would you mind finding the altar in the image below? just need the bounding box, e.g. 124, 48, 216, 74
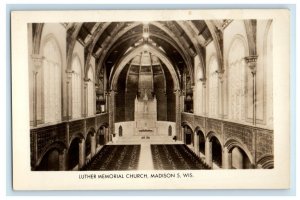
134, 93, 157, 135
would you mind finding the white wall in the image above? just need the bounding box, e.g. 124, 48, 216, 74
114, 122, 136, 138
156, 121, 176, 136
114, 121, 176, 138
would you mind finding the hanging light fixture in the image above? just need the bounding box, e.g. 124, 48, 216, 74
142, 23, 149, 39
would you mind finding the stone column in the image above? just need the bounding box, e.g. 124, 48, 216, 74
216, 70, 224, 119
31, 54, 43, 126
191, 85, 195, 113
205, 138, 212, 167
91, 134, 96, 157
108, 90, 116, 136
181, 126, 185, 142
200, 78, 207, 116
222, 147, 232, 169
78, 139, 85, 169
83, 79, 89, 117
58, 149, 67, 171
65, 69, 73, 120
104, 91, 109, 113
175, 89, 184, 142
245, 55, 258, 126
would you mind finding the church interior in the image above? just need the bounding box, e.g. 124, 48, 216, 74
28, 19, 274, 171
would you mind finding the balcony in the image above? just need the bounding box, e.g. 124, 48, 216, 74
30, 113, 109, 168
181, 112, 273, 164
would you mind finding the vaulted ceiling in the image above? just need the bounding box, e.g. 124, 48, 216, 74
64, 20, 231, 88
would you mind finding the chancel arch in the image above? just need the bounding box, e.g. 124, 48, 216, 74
110, 44, 180, 91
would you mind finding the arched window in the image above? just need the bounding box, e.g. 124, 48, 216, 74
119, 126, 123, 137
227, 37, 247, 122
87, 67, 95, 116
71, 56, 82, 119
208, 56, 218, 118
42, 38, 61, 123
168, 125, 172, 136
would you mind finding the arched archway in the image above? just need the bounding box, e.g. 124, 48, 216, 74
210, 136, 222, 167
230, 147, 252, 169
257, 155, 274, 169
224, 138, 254, 169
97, 125, 107, 146
68, 137, 81, 170
183, 125, 193, 146
85, 132, 93, 158
36, 148, 60, 171
197, 129, 205, 157
206, 131, 223, 168
35, 141, 66, 171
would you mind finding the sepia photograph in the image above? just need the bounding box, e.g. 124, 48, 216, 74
11, 9, 290, 190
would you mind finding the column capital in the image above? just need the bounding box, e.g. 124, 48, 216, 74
107, 89, 117, 95
65, 69, 74, 79
200, 78, 206, 83
200, 78, 207, 87
173, 89, 184, 96
216, 69, 225, 82
84, 77, 91, 82
244, 55, 258, 75
31, 54, 44, 71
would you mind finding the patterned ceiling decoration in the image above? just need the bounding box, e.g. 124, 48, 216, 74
64, 20, 229, 87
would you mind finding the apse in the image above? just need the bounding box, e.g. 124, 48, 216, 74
115, 49, 175, 122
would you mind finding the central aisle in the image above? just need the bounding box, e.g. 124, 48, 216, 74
114, 135, 183, 170
138, 144, 154, 170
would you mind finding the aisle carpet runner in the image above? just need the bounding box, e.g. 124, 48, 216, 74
81, 145, 140, 170
151, 144, 210, 170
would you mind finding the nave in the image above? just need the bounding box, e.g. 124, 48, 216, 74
28, 20, 274, 171
80, 137, 209, 171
